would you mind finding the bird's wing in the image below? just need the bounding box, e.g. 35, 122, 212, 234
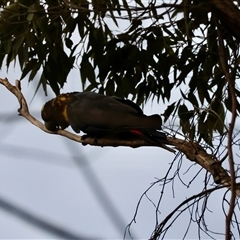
112, 96, 143, 114
67, 92, 161, 134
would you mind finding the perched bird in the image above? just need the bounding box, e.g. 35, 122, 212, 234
41, 92, 169, 147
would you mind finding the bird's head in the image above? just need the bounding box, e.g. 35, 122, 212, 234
41, 92, 76, 131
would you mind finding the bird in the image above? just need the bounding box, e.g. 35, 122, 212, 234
41, 92, 170, 148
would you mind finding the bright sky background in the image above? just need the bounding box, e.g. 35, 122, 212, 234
0, 62, 231, 239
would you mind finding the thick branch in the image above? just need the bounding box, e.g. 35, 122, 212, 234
167, 138, 231, 186
210, 0, 240, 41
1, 78, 239, 197
216, 21, 238, 240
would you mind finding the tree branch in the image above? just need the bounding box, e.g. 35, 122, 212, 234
0, 196, 87, 239
216, 21, 238, 240
1, 78, 239, 197
150, 185, 224, 240
210, 0, 240, 41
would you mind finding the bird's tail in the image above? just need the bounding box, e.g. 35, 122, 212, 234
130, 129, 174, 152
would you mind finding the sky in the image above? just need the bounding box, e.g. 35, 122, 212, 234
0, 65, 173, 239
0, 3, 238, 238
0, 62, 233, 240
0, 5, 186, 238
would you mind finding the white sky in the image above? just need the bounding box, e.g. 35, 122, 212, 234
0, 62, 232, 239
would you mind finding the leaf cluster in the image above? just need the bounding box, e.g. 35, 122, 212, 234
1, 0, 240, 145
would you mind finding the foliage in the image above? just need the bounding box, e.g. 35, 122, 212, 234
0, 0, 239, 144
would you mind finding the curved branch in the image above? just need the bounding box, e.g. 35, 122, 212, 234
1, 77, 240, 197
210, 0, 240, 41
216, 20, 238, 239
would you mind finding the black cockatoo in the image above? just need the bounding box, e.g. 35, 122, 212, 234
41, 92, 169, 147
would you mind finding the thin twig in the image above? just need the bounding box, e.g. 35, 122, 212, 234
150, 186, 224, 240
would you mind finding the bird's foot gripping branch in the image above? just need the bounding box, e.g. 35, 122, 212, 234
1, 77, 240, 196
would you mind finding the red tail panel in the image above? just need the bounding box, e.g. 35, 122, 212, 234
130, 129, 144, 136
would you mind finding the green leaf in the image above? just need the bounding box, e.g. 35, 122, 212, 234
80, 55, 96, 88
197, 81, 211, 104
12, 35, 25, 57
136, 81, 146, 105
163, 102, 176, 122
122, 0, 132, 20
208, 98, 225, 134
177, 63, 193, 85
85, 83, 98, 92
30, 71, 47, 103
178, 104, 194, 135
3, 40, 12, 54
180, 46, 192, 67
29, 61, 41, 81
134, 0, 144, 7
27, 12, 34, 21
21, 59, 38, 80
188, 91, 199, 108
178, 104, 189, 120
18, 45, 28, 69
65, 38, 73, 49
105, 80, 115, 96
189, 125, 195, 141
1, 2, 19, 18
